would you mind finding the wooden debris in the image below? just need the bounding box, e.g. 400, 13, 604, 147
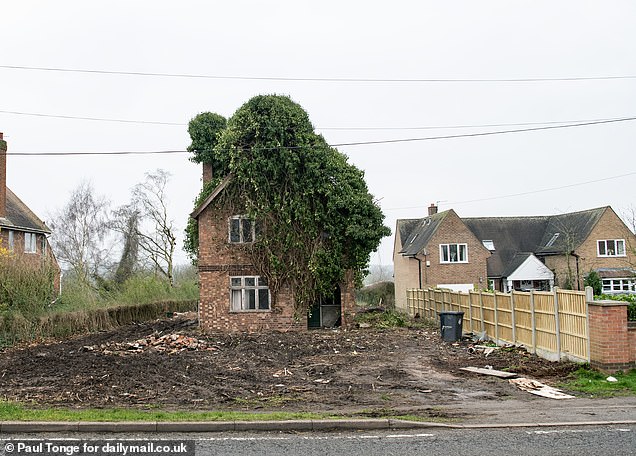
82, 333, 216, 355
509, 378, 575, 399
460, 367, 518, 379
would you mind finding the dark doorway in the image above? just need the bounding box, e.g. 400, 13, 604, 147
307, 286, 342, 329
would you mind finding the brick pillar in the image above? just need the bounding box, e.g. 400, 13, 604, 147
340, 270, 357, 328
588, 300, 633, 372
0, 132, 6, 218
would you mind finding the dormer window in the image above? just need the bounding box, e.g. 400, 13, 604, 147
482, 240, 495, 251
597, 239, 625, 257
229, 215, 255, 243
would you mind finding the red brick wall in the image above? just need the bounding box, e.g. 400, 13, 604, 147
422, 210, 490, 288
588, 301, 635, 372
197, 195, 355, 332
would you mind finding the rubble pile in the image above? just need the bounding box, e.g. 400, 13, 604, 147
82, 333, 217, 355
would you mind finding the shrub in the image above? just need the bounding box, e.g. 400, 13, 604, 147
584, 271, 602, 296
356, 281, 395, 308
0, 256, 57, 316
597, 294, 636, 321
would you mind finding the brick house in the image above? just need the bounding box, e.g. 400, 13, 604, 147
0, 132, 61, 292
191, 165, 356, 332
394, 204, 636, 310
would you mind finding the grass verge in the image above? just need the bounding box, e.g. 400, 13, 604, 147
0, 402, 451, 423
560, 367, 636, 397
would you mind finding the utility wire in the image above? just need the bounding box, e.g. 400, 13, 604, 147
7, 116, 636, 156
1, 108, 632, 131
386, 171, 636, 211
2, 64, 636, 83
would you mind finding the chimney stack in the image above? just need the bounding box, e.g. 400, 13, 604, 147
0, 132, 6, 218
428, 203, 438, 216
202, 162, 213, 186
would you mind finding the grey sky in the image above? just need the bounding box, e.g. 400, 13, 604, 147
2, 1, 635, 266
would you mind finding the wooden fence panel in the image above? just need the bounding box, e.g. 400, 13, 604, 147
556, 289, 588, 362
405, 287, 589, 363
512, 291, 533, 348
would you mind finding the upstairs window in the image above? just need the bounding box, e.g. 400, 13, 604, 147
24, 232, 37, 253
229, 215, 255, 243
440, 243, 468, 263
597, 239, 625, 257
230, 276, 270, 311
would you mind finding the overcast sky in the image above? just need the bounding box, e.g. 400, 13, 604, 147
2, 1, 635, 267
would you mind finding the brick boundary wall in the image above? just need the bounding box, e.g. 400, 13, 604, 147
588, 300, 636, 372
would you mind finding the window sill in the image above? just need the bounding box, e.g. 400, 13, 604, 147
440, 261, 469, 264
597, 254, 627, 258
229, 309, 272, 313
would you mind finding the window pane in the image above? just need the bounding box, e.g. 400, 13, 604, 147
242, 219, 253, 242
230, 218, 240, 242
617, 240, 625, 255
231, 277, 242, 287
231, 289, 242, 311
459, 244, 467, 261
258, 290, 270, 309
245, 277, 256, 287
245, 289, 256, 309
598, 241, 606, 255
449, 244, 458, 261
607, 240, 615, 255
441, 245, 449, 262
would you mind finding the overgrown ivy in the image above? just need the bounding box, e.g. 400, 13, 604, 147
185, 95, 391, 312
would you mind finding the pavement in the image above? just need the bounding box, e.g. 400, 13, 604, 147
1, 397, 635, 433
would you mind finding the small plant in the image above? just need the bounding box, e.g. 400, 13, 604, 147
355, 309, 407, 328
561, 367, 636, 396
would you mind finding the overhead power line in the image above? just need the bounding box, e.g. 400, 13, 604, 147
1, 109, 632, 131
7, 116, 636, 156
1, 64, 636, 83
386, 171, 636, 211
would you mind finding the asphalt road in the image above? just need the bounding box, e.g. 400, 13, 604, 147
2, 426, 635, 456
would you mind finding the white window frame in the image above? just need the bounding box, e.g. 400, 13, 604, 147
228, 215, 256, 244
230, 276, 270, 311
597, 239, 626, 257
8, 230, 14, 251
440, 243, 468, 263
601, 278, 635, 294
24, 232, 37, 254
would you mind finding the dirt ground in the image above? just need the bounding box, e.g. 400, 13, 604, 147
0, 313, 580, 419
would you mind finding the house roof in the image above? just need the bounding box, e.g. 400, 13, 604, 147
463, 216, 547, 277
190, 174, 233, 219
397, 206, 612, 279
398, 210, 449, 256
534, 206, 606, 255
0, 188, 51, 234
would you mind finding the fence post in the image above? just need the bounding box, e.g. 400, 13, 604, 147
530, 290, 537, 354
479, 290, 485, 334
467, 291, 474, 333
493, 291, 500, 344
510, 291, 517, 345
585, 286, 592, 363
553, 287, 562, 361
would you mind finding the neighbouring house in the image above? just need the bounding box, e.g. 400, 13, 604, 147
191, 164, 356, 332
0, 132, 61, 293
394, 203, 636, 310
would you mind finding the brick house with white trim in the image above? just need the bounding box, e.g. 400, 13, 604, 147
394, 204, 636, 310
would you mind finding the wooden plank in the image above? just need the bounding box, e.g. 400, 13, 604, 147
459, 367, 518, 379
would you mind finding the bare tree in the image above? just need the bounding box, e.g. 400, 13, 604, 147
111, 208, 140, 285
620, 205, 636, 234
48, 182, 112, 287
129, 170, 177, 286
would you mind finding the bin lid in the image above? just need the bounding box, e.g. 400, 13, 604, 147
437, 311, 464, 315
